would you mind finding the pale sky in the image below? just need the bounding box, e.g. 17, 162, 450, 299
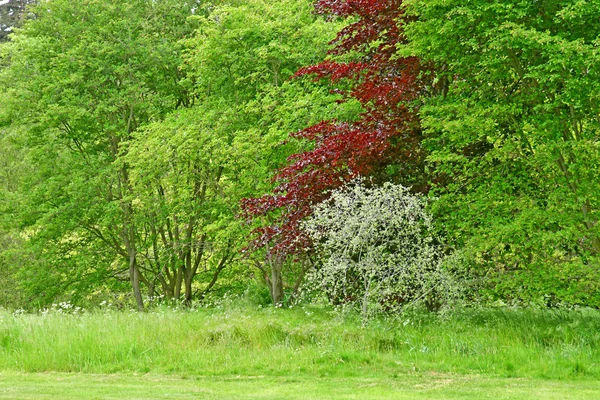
0, 0, 10, 6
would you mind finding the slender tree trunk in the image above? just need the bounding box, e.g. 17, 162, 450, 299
121, 192, 143, 311
198, 252, 230, 302
129, 250, 144, 311
184, 271, 193, 306
288, 258, 313, 304
270, 258, 284, 306
174, 265, 183, 300
263, 242, 285, 305
112, 130, 144, 310
157, 273, 173, 299
139, 272, 155, 299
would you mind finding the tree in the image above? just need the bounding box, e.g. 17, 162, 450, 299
0, 0, 349, 308
241, 0, 427, 260
0, 0, 199, 309
0, 123, 30, 308
303, 180, 449, 317
131, 0, 349, 305
404, 0, 600, 305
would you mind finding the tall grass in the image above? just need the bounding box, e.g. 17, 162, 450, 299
0, 305, 599, 379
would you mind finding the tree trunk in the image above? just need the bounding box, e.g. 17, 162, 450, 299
184, 272, 193, 306
198, 253, 230, 302
174, 264, 183, 300
129, 252, 144, 311
114, 132, 144, 311
270, 258, 284, 306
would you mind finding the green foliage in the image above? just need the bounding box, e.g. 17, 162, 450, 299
0, 0, 351, 307
0, 0, 200, 307
404, 0, 600, 305
147, 0, 356, 304
2, 0, 600, 310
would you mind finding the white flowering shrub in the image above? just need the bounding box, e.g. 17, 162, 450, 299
303, 180, 452, 317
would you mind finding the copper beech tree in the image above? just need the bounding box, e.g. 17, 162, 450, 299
241, 0, 428, 303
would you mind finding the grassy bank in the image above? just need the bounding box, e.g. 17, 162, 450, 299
0, 305, 599, 380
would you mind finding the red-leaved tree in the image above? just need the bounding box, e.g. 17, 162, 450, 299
241, 0, 426, 258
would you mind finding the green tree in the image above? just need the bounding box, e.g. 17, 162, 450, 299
126, 0, 354, 305
0, 124, 29, 308
0, 0, 199, 309
0, 0, 353, 308
404, 0, 600, 305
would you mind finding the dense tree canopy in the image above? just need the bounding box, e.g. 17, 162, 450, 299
0, 0, 598, 310
0, 0, 202, 308
405, 0, 600, 305
0, 0, 347, 308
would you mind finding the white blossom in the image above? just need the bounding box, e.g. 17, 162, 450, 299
303, 179, 453, 318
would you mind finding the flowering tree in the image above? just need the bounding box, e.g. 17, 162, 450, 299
302, 180, 448, 316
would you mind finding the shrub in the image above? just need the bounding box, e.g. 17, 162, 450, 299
302, 180, 453, 317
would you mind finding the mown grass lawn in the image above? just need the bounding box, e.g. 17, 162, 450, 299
2, 372, 600, 399
1, 305, 599, 398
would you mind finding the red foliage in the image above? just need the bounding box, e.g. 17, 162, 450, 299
241, 0, 426, 255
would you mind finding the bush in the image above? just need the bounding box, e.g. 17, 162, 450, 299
302, 180, 454, 317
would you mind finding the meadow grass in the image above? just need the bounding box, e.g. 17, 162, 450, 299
0, 304, 599, 381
